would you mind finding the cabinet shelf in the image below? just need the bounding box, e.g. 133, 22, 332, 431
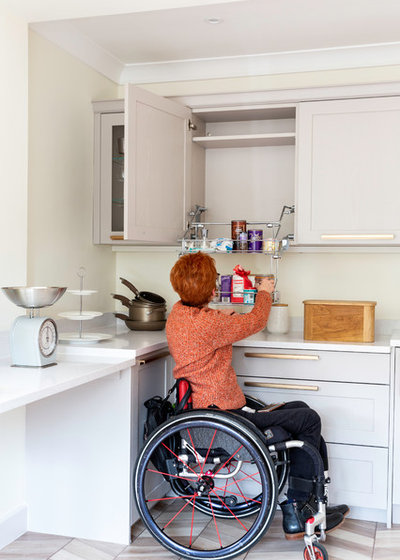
193, 132, 295, 149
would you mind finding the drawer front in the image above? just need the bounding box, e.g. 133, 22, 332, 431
327, 443, 388, 510
238, 376, 389, 446
233, 347, 390, 384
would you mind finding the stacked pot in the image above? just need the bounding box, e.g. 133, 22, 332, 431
113, 277, 166, 330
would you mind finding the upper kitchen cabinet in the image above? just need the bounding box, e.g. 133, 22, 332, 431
296, 96, 400, 245
93, 86, 197, 245
93, 86, 296, 245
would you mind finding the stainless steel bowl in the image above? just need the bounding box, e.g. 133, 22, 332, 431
1, 286, 67, 308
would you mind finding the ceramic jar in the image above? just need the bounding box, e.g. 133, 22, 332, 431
266, 303, 289, 334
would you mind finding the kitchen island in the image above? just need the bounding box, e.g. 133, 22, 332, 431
0, 323, 397, 549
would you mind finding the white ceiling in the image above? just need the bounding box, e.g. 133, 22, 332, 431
7, 0, 400, 84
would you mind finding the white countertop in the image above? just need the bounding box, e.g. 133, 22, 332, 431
235, 330, 392, 353
0, 352, 135, 414
0, 319, 396, 416
0, 323, 169, 415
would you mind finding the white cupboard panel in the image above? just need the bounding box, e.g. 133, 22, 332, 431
296, 96, 400, 245
26, 370, 133, 544
327, 443, 388, 510
238, 376, 389, 446
124, 85, 191, 244
233, 347, 390, 384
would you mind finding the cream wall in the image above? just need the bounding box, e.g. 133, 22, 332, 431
28, 31, 118, 315
116, 66, 400, 323
0, 5, 27, 541
115, 249, 400, 322
0, 8, 28, 327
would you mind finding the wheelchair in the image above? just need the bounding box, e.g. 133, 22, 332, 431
133, 380, 330, 560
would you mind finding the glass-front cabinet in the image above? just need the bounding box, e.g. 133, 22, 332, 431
111, 122, 125, 235
93, 100, 125, 244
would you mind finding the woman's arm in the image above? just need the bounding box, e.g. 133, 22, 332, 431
211, 290, 273, 348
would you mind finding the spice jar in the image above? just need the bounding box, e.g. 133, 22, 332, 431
266, 304, 289, 334
231, 220, 246, 251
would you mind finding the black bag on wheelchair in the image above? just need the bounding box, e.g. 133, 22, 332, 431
143, 379, 193, 441
143, 395, 174, 440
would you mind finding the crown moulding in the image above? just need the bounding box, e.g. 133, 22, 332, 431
30, 20, 400, 86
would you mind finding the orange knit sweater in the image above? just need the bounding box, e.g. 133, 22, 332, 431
166, 291, 272, 410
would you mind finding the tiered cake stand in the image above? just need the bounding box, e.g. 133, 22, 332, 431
58, 268, 112, 344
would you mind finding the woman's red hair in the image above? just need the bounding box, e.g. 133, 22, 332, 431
170, 252, 217, 306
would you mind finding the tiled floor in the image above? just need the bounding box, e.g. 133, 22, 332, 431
1, 513, 400, 560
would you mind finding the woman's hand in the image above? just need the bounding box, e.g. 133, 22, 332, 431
220, 307, 236, 316
258, 276, 275, 294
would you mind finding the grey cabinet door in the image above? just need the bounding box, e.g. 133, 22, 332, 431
125, 85, 191, 243
296, 96, 400, 245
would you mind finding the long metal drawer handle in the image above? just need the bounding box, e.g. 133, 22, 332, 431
244, 352, 319, 361
139, 351, 170, 366
321, 234, 394, 240
245, 381, 319, 391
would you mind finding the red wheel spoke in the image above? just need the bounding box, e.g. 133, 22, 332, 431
213, 445, 244, 476
240, 467, 262, 485
217, 476, 261, 490
202, 429, 217, 471
186, 428, 203, 474
163, 494, 197, 530
210, 489, 248, 531
208, 495, 222, 548
220, 471, 261, 489
232, 476, 249, 504
189, 494, 196, 547
161, 441, 199, 477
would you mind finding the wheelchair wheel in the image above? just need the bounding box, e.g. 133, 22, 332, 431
134, 410, 278, 560
303, 542, 329, 560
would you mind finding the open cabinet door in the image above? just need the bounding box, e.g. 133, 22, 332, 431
124, 85, 191, 243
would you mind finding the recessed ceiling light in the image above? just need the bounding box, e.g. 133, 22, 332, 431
205, 17, 223, 24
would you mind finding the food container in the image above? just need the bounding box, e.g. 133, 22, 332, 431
231, 220, 246, 251
303, 299, 377, 342
263, 238, 278, 253
231, 274, 244, 303
248, 230, 263, 252
267, 303, 289, 334
243, 288, 257, 305
220, 275, 232, 303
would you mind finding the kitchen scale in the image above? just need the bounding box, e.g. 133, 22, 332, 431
1, 286, 67, 367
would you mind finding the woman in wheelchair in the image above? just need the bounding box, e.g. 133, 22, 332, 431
165, 252, 349, 540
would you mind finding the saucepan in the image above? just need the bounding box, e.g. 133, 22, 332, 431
119, 277, 165, 306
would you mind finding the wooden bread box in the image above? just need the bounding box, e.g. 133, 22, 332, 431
303, 300, 377, 343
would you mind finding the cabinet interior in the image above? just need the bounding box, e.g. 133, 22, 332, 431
192, 105, 296, 241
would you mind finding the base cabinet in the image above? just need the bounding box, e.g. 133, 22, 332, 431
392, 348, 400, 522
24, 350, 172, 546
233, 345, 392, 523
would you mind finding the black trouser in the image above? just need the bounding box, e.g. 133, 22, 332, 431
230, 401, 328, 501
